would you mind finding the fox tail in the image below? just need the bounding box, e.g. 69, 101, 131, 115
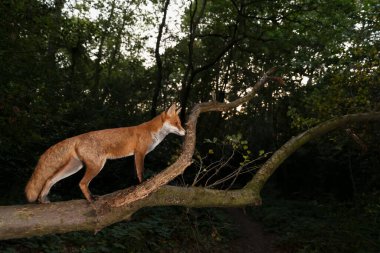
25, 162, 47, 202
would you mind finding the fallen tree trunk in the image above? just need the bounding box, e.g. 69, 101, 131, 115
1, 67, 379, 239
0, 186, 260, 240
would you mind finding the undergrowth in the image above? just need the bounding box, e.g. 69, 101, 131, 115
248, 193, 380, 253
0, 207, 236, 253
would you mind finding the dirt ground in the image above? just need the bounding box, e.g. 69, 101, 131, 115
225, 208, 281, 253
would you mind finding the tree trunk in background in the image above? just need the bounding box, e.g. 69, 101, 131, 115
179, 0, 241, 121
102, 8, 128, 102
179, 0, 206, 121
93, 0, 116, 101
46, 0, 65, 66
45, 0, 65, 108
151, 0, 170, 118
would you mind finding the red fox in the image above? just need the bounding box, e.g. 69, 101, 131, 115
25, 104, 185, 203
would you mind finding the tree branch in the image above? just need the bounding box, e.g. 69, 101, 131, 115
245, 112, 380, 192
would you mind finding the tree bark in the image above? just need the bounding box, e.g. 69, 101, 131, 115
1, 67, 379, 240
0, 186, 259, 240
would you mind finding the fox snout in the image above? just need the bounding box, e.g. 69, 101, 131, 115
178, 128, 186, 136
164, 104, 186, 136
164, 122, 186, 136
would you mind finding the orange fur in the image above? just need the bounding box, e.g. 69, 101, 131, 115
25, 104, 185, 203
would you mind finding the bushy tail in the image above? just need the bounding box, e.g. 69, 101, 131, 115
25, 162, 49, 202
25, 138, 77, 202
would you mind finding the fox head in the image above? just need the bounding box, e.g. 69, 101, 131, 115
162, 104, 186, 136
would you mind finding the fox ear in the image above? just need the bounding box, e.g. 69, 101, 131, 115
176, 107, 181, 115
166, 104, 176, 116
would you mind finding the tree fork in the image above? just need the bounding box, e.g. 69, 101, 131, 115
0, 68, 275, 240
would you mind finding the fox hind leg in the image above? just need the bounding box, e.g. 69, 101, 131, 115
38, 157, 83, 203
79, 159, 106, 203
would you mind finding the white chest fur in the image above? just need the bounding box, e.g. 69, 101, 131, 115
147, 122, 172, 154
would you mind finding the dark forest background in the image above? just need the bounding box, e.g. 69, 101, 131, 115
0, 0, 379, 252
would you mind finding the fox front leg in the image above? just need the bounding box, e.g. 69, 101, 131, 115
134, 152, 145, 183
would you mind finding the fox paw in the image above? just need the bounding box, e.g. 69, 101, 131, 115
92, 194, 99, 201
87, 194, 99, 203
38, 196, 50, 204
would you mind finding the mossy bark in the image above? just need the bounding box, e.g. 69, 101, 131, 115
0, 186, 260, 240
